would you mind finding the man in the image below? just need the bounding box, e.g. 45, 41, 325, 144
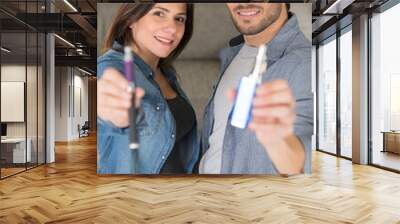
199, 3, 313, 175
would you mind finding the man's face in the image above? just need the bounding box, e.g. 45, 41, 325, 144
227, 3, 282, 35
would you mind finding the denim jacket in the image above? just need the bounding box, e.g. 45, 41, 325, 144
97, 42, 199, 174
201, 15, 314, 174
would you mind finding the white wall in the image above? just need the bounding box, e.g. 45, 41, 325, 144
1, 64, 46, 164
54, 67, 89, 141
1, 65, 26, 140
71, 72, 89, 138
1, 66, 26, 128
55, 66, 68, 141
290, 3, 312, 41
1, 65, 36, 138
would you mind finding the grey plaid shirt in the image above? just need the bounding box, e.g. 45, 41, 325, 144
200, 14, 313, 174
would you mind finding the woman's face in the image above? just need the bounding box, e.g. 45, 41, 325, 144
130, 3, 187, 60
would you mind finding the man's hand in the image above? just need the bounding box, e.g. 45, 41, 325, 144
251, 80, 295, 146
228, 80, 294, 145
97, 68, 145, 128
228, 79, 304, 175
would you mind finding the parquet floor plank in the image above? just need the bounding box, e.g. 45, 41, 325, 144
0, 134, 399, 223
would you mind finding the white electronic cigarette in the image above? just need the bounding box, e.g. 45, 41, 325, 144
230, 45, 267, 129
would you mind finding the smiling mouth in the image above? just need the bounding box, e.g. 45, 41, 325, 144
154, 35, 174, 46
236, 8, 261, 17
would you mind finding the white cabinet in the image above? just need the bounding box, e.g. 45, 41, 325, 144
1, 138, 32, 163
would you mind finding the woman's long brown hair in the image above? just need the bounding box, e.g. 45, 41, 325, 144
102, 3, 194, 68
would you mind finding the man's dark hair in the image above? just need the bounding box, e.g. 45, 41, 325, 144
286, 3, 290, 12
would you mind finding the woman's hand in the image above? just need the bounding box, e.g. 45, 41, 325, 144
97, 68, 145, 128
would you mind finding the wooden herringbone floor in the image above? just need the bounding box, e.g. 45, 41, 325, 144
0, 134, 400, 224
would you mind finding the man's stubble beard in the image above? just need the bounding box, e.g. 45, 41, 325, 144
231, 5, 282, 36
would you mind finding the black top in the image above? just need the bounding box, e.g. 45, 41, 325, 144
160, 95, 196, 174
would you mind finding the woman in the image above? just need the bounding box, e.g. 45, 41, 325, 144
97, 3, 198, 174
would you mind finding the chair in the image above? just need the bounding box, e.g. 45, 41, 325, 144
79, 121, 90, 138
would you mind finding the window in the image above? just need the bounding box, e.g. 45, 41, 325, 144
371, 2, 400, 171
318, 37, 337, 155
339, 28, 352, 158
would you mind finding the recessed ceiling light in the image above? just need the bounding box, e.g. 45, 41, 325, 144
54, 34, 75, 48
322, 0, 354, 15
1, 47, 11, 53
63, 0, 78, 12
78, 67, 92, 76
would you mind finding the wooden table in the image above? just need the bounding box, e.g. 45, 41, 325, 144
381, 131, 400, 154
0, 138, 31, 165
